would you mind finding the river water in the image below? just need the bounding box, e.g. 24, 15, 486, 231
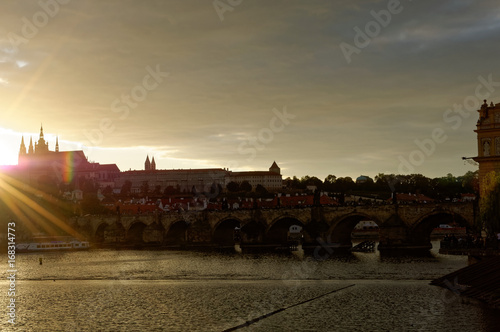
1, 241, 499, 331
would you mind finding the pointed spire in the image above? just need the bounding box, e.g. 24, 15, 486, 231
145, 155, 151, 171
28, 136, 34, 154
35, 124, 49, 154
19, 136, 26, 155
55, 136, 59, 152
151, 156, 156, 171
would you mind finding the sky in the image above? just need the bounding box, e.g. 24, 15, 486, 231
0, 0, 498, 180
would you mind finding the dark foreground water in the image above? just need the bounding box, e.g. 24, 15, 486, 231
1, 241, 499, 331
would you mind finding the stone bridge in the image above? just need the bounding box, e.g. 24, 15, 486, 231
71, 202, 476, 252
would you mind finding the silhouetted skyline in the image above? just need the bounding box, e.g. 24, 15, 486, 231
1, 1, 497, 179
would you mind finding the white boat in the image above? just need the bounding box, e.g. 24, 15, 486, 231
351, 221, 379, 239
431, 224, 466, 238
16, 237, 90, 252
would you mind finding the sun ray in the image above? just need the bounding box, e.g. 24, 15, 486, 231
0, 172, 85, 240
0, 188, 41, 235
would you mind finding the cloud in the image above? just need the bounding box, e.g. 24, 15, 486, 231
0, 0, 496, 179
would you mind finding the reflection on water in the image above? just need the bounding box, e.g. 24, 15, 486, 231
1, 241, 498, 331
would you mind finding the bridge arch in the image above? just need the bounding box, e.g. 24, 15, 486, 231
165, 220, 189, 245
266, 216, 308, 244
240, 220, 266, 244
94, 221, 125, 244
213, 217, 243, 245
126, 221, 147, 244
95, 222, 109, 243
410, 211, 470, 248
328, 213, 382, 247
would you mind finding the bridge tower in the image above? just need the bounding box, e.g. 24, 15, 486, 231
473, 100, 500, 193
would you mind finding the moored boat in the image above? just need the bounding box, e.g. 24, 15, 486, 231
431, 224, 466, 238
16, 237, 90, 252
351, 221, 379, 239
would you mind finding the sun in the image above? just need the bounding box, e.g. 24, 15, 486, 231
0, 127, 22, 166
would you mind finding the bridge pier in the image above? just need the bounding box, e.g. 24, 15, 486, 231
377, 214, 432, 254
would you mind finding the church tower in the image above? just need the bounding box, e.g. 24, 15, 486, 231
145, 155, 151, 171
269, 161, 281, 174
473, 100, 500, 193
19, 136, 26, 156
151, 157, 156, 171
55, 136, 59, 152
18, 136, 27, 164
35, 125, 49, 154
28, 136, 34, 154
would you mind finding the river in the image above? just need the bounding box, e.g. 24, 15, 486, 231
1, 241, 499, 331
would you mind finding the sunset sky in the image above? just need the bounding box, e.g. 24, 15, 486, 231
1, 0, 498, 180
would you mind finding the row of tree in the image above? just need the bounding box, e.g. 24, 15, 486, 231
110, 171, 479, 201
283, 171, 478, 200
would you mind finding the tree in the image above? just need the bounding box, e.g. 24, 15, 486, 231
121, 180, 132, 196
140, 181, 149, 196
255, 184, 269, 196
479, 172, 500, 235
79, 177, 97, 194
460, 170, 479, 194
407, 174, 432, 196
163, 185, 178, 196
332, 177, 355, 193
324, 174, 337, 184
226, 181, 240, 193
323, 174, 337, 191
301, 176, 323, 189
240, 181, 252, 192
153, 185, 162, 196
283, 176, 304, 190
433, 173, 461, 199
355, 176, 375, 191
209, 182, 221, 197
375, 173, 399, 193
81, 193, 107, 215
102, 185, 113, 196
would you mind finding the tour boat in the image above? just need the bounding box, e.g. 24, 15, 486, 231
431, 224, 466, 237
351, 221, 379, 239
16, 237, 90, 252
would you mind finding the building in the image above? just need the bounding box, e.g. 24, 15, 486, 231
473, 100, 500, 192
115, 166, 228, 194
15, 126, 120, 189
225, 161, 283, 192
115, 159, 283, 194
12, 126, 282, 195
356, 175, 370, 184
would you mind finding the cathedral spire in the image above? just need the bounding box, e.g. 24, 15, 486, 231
145, 155, 151, 171
28, 136, 34, 154
19, 136, 26, 155
35, 124, 49, 154
151, 156, 156, 171
55, 136, 59, 152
